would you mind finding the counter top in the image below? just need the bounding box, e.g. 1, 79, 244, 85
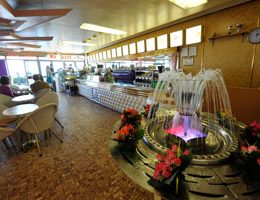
77, 79, 154, 97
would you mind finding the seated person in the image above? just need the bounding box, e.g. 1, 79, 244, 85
0, 76, 16, 97
30, 74, 50, 94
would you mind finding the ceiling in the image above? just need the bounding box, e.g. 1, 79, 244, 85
0, 0, 252, 55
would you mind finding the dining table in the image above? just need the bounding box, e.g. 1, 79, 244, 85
2, 103, 39, 150
3, 103, 39, 117
12, 94, 35, 104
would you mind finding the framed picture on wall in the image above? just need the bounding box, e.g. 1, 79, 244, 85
189, 46, 197, 56
181, 47, 188, 57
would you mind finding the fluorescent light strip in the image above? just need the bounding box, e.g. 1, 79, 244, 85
80, 23, 126, 35
63, 41, 96, 46
169, 0, 207, 9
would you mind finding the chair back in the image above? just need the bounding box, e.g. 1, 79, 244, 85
33, 88, 52, 101
0, 104, 7, 119
0, 94, 15, 107
18, 103, 57, 133
36, 92, 59, 106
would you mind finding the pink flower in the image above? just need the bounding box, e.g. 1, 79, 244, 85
240, 146, 248, 152
183, 150, 190, 156
248, 145, 257, 153
257, 158, 260, 166
171, 145, 178, 152
156, 154, 164, 161
172, 158, 181, 167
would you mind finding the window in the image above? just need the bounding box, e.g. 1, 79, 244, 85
39, 61, 51, 79
6, 59, 27, 86
52, 61, 64, 72
24, 60, 39, 77
76, 62, 85, 70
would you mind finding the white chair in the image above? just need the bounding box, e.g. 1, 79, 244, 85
20, 103, 63, 155
36, 92, 64, 132
0, 104, 17, 127
0, 126, 16, 150
33, 88, 52, 102
0, 94, 15, 107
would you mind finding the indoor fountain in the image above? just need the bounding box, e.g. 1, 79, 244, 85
110, 69, 260, 199
144, 69, 238, 165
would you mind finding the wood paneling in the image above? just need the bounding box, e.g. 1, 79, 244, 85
89, 0, 260, 88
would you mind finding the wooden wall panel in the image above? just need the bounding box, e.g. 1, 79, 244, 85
251, 44, 260, 88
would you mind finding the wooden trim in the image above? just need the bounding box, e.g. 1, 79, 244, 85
14, 8, 72, 17
7, 42, 41, 48
0, 0, 15, 16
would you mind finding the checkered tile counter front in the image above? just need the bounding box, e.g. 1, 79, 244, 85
78, 83, 147, 113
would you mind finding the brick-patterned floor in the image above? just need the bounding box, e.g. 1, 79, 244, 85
0, 94, 153, 200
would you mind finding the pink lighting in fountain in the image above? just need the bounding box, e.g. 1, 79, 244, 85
165, 126, 207, 143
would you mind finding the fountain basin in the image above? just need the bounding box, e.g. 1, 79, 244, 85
143, 110, 238, 165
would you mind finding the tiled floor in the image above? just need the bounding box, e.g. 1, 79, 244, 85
0, 94, 153, 200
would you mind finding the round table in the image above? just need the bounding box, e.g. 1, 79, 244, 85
3, 104, 39, 117
12, 94, 35, 104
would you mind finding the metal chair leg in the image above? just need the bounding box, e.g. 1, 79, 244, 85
49, 129, 63, 143
55, 118, 64, 132
8, 136, 17, 151
2, 139, 9, 149
34, 133, 42, 156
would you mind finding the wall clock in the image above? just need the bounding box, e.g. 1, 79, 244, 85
247, 27, 260, 44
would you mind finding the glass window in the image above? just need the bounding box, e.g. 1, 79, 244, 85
52, 61, 64, 72
39, 61, 51, 77
6, 59, 28, 86
76, 62, 85, 70
65, 61, 75, 70
24, 60, 39, 85
24, 60, 39, 77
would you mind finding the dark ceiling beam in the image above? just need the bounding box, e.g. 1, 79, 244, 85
7, 42, 41, 48
0, 0, 15, 15
0, 36, 53, 41
14, 8, 72, 17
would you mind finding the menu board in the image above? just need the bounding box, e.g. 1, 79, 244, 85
102, 51, 107, 60
137, 40, 145, 53
111, 48, 116, 58
157, 34, 168, 49
170, 30, 183, 47
129, 43, 136, 54
186, 25, 202, 45
117, 47, 122, 57
99, 52, 103, 60
123, 45, 129, 56
146, 37, 155, 51
106, 50, 111, 59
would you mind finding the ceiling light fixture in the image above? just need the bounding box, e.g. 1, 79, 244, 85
63, 41, 96, 46
80, 23, 127, 35
169, 0, 208, 9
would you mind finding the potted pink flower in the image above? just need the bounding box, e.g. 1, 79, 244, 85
148, 144, 192, 193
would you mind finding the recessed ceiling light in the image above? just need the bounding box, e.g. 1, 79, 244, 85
80, 23, 127, 35
63, 41, 96, 46
169, 0, 208, 9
